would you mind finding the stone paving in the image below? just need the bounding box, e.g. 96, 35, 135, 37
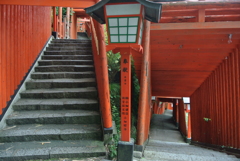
134, 110, 240, 161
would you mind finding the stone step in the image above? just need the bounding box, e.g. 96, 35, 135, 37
6, 110, 101, 125
38, 60, 93, 66
13, 98, 98, 111
44, 50, 92, 55
42, 55, 93, 60
143, 150, 239, 161
0, 140, 105, 161
52, 39, 90, 43
48, 43, 91, 47
0, 124, 102, 142
145, 145, 231, 157
31, 71, 95, 79
26, 78, 96, 89
46, 46, 91, 51
20, 87, 97, 99
35, 65, 94, 72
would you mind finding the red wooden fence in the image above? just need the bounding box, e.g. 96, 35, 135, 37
0, 5, 51, 115
191, 47, 240, 149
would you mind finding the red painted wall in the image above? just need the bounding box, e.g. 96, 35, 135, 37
0, 5, 51, 115
191, 48, 240, 149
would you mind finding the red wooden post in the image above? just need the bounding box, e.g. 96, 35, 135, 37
187, 112, 191, 139
92, 19, 112, 129
176, 100, 179, 126
59, 7, 62, 38
53, 7, 57, 32
120, 50, 131, 142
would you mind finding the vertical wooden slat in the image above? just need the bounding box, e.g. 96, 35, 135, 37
226, 58, 231, 147
6, 5, 10, 98
237, 47, 240, 149
220, 61, 225, 146
0, 5, 2, 113
228, 53, 233, 147
10, 5, 14, 94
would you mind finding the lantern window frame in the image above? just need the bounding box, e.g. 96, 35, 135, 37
104, 2, 144, 45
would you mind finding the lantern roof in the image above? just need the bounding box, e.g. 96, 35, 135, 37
85, 0, 168, 24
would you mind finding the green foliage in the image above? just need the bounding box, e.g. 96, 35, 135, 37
109, 83, 121, 159
203, 117, 211, 122
131, 59, 140, 140
107, 52, 121, 83
110, 83, 121, 130
56, 7, 75, 17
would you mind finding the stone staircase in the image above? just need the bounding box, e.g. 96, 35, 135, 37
0, 39, 106, 160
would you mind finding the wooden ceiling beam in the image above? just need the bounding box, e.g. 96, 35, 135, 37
161, 8, 240, 17
161, 1, 240, 10
206, 15, 240, 22
152, 91, 193, 97
151, 67, 217, 71
161, 9, 198, 17
150, 34, 240, 43
205, 8, 240, 15
160, 16, 240, 23
151, 43, 237, 49
151, 21, 240, 30
160, 17, 197, 23
0, 0, 95, 8
151, 37, 240, 44
150, 28, 240, 36
151, 48, 232, 54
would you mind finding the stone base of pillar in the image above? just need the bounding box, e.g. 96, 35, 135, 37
117, 138, 134, 161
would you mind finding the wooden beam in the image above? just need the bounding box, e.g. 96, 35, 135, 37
151, 48, 232, 54
0, 0, 95, 8
161, 8, 240, 17
160, 15, 240, 23
161, 9, 198, 17
151, 43, 237, 49
151, 39, 240, 46
205, 8, 240, 15
150, 28, 240, 36
151, 21, 240, 30
161, 1, 240, 10
150, 34, 240, 42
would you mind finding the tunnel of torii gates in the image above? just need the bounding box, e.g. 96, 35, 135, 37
0, 0, 240, 155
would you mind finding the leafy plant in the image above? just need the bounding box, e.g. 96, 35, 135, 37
203, 117, 211, 122
56, 7, 75, 17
